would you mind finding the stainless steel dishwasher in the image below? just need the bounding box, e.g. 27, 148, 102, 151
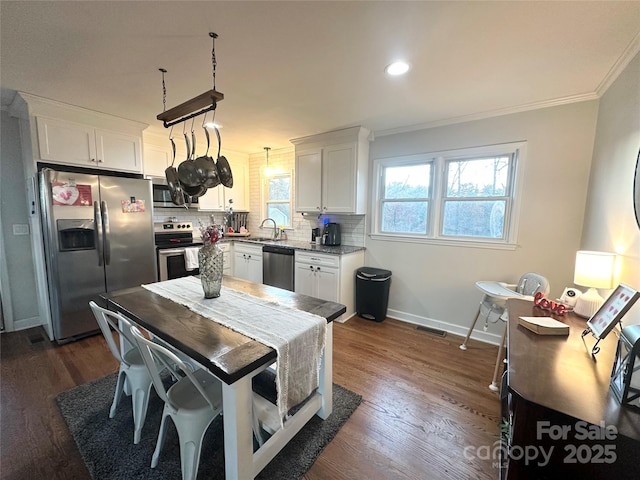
262, 245, 295, 291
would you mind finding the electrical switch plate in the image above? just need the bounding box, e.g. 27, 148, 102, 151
13, 224, 30, 235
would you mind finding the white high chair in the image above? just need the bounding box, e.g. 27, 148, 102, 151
459, 272, 550, 391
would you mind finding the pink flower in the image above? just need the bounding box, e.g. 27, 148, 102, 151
201, 225, 222, 246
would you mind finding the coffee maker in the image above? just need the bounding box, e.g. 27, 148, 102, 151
323, 222, 341, 246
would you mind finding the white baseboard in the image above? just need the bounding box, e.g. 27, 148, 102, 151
386, 308, 502, 346
12, 316, 44, 332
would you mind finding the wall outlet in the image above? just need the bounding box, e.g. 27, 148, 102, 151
12, 224, 30, 236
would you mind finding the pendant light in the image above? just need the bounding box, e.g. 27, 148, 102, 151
264, 147, 275, 177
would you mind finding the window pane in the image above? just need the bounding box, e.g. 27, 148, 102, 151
384, 164, 430, 199
381, 201, 428, 233
442, 200, 506, 238
267, 203, 290, 226
268, 177, 290, 201
446, 157, 509, 197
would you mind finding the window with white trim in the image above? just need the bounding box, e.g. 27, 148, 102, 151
373, 142, 524, 246
263, 173, 292, 228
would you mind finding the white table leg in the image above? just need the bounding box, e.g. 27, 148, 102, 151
317, 322, 333, 419
222, 375, 254, 480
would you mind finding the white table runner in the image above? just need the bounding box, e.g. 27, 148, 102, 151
142, 276, 327, 426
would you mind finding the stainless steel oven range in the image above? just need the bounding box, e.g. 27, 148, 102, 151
154, 222, 202, 281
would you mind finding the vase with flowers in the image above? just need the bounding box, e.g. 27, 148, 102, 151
198, 222, 223, 298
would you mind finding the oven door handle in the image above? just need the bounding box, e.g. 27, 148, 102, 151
158, 248, 187, 256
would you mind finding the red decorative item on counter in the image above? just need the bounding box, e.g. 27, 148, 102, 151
200, 224, 222, 246
534, 291, 569, 316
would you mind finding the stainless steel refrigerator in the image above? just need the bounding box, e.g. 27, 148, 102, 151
39, 167, 157, 343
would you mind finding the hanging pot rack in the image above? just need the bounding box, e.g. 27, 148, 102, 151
157, 89, 223, 128
157, 32, 224, 129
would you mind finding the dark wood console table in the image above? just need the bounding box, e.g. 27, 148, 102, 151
502, 299, 640, 479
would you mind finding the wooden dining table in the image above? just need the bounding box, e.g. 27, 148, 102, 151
104, 275, 346, 480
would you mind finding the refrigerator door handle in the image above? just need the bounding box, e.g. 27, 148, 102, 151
94, 201, 104, 266
102, 201, 111, 266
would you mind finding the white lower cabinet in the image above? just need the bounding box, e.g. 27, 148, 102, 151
294, 250, 365, 322
219, 242, 233, 276
233, 243, 262, 283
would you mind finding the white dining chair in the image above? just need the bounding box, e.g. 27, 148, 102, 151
130, 324, 223, 480
89, 301, 154, 444
459, 272, 550, 391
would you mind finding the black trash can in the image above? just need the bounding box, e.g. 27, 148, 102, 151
355, 267, 392, 322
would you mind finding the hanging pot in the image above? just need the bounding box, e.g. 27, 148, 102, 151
194, 125, 221, 188
177, 132, 201, 187
164, 137, 185, 206
182, 182, 207, 198
214, 126, 233, 188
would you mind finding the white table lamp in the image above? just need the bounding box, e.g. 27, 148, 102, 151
573, 250, 617, 318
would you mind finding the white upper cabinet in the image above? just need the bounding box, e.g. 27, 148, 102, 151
198, 155, 249, 212
292, 126, 370, 214
36, 116, 143, 173
142, 140, 172, 178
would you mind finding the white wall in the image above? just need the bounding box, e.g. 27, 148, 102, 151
581, 52, 640, 324
366, 101, 599, 342
0, 111, 39, 330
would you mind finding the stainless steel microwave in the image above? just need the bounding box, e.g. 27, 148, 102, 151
150, 177, 198, 208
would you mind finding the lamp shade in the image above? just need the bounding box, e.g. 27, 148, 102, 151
573, 251, 617, 289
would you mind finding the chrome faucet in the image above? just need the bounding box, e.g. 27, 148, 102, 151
259, 218, 278, 240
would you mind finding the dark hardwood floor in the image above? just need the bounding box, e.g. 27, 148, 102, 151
1, 317, 501, 480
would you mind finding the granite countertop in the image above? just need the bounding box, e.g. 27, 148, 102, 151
193, 234, 364, 255
232, 237, 365, 255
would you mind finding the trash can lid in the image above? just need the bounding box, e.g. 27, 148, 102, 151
356, 267, 392, 279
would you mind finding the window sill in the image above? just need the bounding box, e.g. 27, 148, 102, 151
368, 233, 518, 251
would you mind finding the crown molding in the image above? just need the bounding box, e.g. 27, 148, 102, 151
596, 31, 640, 97
374, 92, 599, 138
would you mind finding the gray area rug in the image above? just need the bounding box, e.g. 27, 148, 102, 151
56, 372, 361, 479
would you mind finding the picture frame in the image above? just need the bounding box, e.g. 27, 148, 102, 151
582, 283, 640, 356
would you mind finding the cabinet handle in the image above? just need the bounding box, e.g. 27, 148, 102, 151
316, 206, 321, 210
316, 267, 321, 271
97, 158, 103, 163
309, 265, 314, 270
91, 158, 97, 163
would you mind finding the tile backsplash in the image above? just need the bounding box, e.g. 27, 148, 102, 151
153, 208, 366, 247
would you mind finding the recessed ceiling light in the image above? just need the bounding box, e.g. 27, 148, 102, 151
385, 61, 410, 76
204, 122, 221, 129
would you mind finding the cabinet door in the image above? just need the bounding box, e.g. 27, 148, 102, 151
316, 267, 339, 302
36, 117, 96, 165
233, 252, 249, 279
95, 129, 143, 173
295, 263, 316, 296
246, 255, 263, 284
143, 143, 171, 177
219, 243, 232, 275
322, 143, 357, 213
295, 149, 322, 212
198, 186, 225, 211
225, 163, 248, 211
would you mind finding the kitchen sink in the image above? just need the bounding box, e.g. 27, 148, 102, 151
246, 237, 279, 242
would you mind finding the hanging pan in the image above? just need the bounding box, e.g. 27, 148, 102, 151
194, 123, 221, 188
214, 126, 233, 188
177, 130, 201, 187
164, 136, 185, 206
